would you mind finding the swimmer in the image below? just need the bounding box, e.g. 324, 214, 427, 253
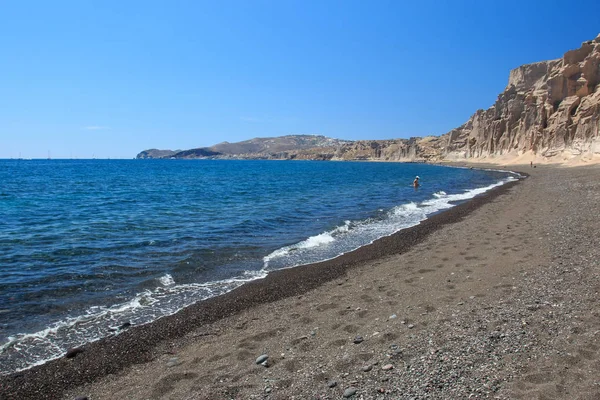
413, 176, 420, 188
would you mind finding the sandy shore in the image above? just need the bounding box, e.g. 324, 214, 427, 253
2, 164, 600, 400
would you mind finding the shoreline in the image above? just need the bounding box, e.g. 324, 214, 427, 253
0, 166, 525, 399
0, 163, 515, 375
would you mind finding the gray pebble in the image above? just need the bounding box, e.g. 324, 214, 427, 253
382, 364, 394, 370
255, 354, 269, 364
65, 347, 84, 359
362, 364, 372, 372
327, 380, 337, 388
343, 387, 358, 398
353, 335, 364, 344
166, 357, 181, 367
118, 322, 132, 330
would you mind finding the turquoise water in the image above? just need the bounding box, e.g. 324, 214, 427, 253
0, 159, 516, 373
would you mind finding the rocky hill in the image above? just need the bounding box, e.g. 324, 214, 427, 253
137, 34, 600, 164
136, 135, 443, 161
210, 135, 350, 155
444, 34, 600, 162
136, 149, 180, 159
332, 136, 444, 161
136, 135, 349, 160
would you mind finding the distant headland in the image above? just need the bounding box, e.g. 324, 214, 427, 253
138, 34, 600, 165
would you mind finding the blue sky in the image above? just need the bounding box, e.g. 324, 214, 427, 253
1, 0, 599, 159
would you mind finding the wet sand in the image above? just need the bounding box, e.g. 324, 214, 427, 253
3, 164, 600, 400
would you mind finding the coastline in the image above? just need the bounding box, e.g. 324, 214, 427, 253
0, 165, 524, 400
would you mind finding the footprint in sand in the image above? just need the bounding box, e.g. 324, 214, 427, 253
522, 372, 553, 384
236, 349, 253, 361
327, 338, 347, 348
360, 294, 375, 303
152, 372, 198, 398
207, 352, 231, 362
316, 303, 338, 312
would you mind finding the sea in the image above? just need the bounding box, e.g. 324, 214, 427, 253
0, 159, 517, 374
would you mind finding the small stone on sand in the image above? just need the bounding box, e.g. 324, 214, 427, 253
166, 357, 181, 367
65, 347, 84, 359
255, 354, 268, 364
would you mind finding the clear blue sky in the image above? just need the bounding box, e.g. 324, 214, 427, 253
1, 0, 599, 159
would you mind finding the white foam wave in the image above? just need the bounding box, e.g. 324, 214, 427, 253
0, 268, 268, 375
158, 274, 175, 286
263, 221, 352, 269
422, 177, 514, 210
398, 201, 419, 211
300, 232, 335, 248
1, 175, 518, 375
262, 176, 516, 272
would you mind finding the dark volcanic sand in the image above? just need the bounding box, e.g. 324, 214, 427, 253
3, 164, 600, 400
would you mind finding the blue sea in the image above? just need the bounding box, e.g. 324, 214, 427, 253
0, 159, 517, 374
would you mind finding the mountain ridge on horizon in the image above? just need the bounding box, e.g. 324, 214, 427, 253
138, 34, 600, 164
135, 134, 438, 162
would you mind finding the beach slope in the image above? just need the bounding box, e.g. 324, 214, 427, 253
3, 165, 600, 400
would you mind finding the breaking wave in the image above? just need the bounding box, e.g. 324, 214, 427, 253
262, 176, 516, 271
0, 164, 518, 375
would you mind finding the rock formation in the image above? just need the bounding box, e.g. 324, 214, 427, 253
135, 135, 442, 162
137, 34, 600, 164
136, 149, 180, 159
331, 137, 443, 161
444, 34, 600, 161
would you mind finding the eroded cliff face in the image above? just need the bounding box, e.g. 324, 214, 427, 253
330, 137, 443, 161
136, 136, 443, 162
137, 35, 600, 164
445, 34, 600, 161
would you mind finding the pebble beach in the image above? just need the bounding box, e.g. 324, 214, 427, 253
2, 163, 600, 400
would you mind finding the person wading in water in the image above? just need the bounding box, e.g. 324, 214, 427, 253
413, 176, 420, 188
